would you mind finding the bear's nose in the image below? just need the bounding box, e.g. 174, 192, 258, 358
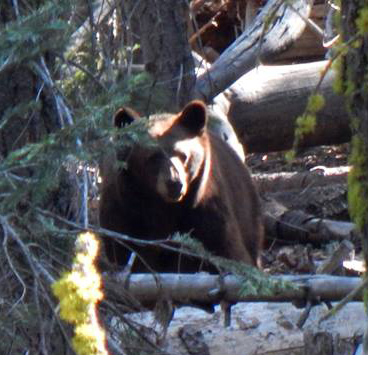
167, 179, 183, 199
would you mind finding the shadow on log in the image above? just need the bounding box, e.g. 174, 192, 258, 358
227, 61, 351, 153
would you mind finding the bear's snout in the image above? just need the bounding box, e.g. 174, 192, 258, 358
154, 156, 187, 202
166, 179, 184, 200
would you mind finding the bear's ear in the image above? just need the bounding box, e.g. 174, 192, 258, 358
114, 107, 140, 128
177, 100, 207, 136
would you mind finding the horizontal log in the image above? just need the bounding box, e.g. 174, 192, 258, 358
264, 204, 357, 244
227, 61, 351, 153
104, 273, 363, 309
252, 166, 350, 193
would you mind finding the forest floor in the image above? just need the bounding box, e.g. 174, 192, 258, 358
249, 143, 360, 275
117, 143, 367, 355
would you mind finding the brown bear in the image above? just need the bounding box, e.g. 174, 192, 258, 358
99, 100, 263, 272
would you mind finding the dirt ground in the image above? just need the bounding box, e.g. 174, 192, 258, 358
124, 301, 366, 355
112, 143, 367, 355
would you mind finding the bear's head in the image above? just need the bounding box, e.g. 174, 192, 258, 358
113, 100, 210, 203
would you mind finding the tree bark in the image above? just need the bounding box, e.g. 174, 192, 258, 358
227, 61, 351, 154
0, 3, 82, 220
127, 0, 196, 110
268, 0, 326, 64
337, 1, 368, 353
339, 1, 368, 254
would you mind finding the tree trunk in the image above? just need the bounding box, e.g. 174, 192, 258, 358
226, 61, 351, 154
337, 1, 368, 353
127, 0, 196, 110
0, 3, 81, 221
338, 1, 368, 252
0, 5, 58, 158
0, 1, 79, 355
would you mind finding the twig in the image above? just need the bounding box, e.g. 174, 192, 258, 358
31, 55, 94, 229
68, 0, 115, 52
34, 279, 48, 355
102, 300, 169, 354
188, 1, 228, 45
82, 166, 89, 228
0, 215, 56, 286
314, 34, 361, 93
190, 0, 209, 13
29, 57, 74, 130
296, 299, 313, 328
0, 216, 37, 276
55, 53, 108, 92
1, 217, 27, 313
286, 0, 324, 39
34, 207, 210, 261
316, 239, 354, 274
38, 280, 75, 352
86, 0, 97, 65
318, 277, 367, 324
12, 0, 20, 19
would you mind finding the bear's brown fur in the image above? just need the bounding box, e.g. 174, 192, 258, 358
99, 100, 263, 272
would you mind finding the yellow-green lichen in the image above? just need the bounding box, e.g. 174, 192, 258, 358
332, 1, 368, 320
347, 135, 368, 233
356, 5, 368, 36
52, 232, 108, 355
72, 323, 108, 356
289, 93, 325, 157
331, 2, 368, 236
307, 93, 326, 112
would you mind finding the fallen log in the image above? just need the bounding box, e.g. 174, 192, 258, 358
269, 184, 348, 220
253, 166, 350, 193
227, 61, 351, 153
269, 0, 327, 64
263, 199, 357, 245
193, 0, 313, 101
103, 273, 363, 310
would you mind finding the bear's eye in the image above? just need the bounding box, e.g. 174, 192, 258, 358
147, 152, 164, 167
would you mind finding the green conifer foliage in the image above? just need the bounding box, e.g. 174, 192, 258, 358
0, 0, 151, 354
